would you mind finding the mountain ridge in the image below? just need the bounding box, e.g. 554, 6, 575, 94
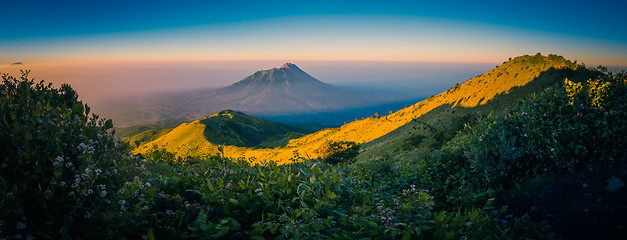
134, 110, 312, 158
135, 54, 587, 163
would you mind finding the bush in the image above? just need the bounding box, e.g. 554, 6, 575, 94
0, 72, 146, 239
463, 73, 627, 187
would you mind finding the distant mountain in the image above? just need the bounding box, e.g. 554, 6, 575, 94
189, 63, 373, 115
106, 63, 404, 128
134, 54, 599, 163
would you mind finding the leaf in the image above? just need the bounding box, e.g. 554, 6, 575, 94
104, 119, 113, 130
325, 190, 337, 199
206, 181, 215, 191
367, 221, 378, 229
53, 167, 62, 179
302, 211, 313, 219
211, 228, 230, 238
147, 230, 156, 240
228, 198, 239, 205
24, 131, 32, 141
224, 218, 241, 229
148, 187, 157, 198
250, 236, 266, 240
435, 212, 446, 222
445, 230, 456, 239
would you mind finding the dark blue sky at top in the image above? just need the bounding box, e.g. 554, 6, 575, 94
2, 0, 626, 43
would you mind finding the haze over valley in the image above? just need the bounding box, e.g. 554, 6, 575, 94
0, 60, 496, 128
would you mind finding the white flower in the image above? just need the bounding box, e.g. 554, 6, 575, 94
16, 222, 26, 230
53, 156, 64, 166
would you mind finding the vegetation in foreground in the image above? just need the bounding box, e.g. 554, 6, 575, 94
1, 58, 626, 239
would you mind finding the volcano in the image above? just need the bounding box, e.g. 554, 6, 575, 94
193, 63, 364, 114
106, 63, 401, 127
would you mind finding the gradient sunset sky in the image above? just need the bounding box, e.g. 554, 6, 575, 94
2, 0, 626, 66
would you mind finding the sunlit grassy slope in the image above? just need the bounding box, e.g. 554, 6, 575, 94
125, 127, 174, 149
135, 54, 583, 164
357, 54, 599, 160
134, 110, 307, 158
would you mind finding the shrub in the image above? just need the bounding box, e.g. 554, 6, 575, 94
463, 73, 626, 187
0, 72, 146, 239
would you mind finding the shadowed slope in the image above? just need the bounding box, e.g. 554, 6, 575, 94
199, 110, 302, 147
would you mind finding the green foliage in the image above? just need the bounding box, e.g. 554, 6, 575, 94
413, 71, 626, 214
461, 73, 626, 188
0, 72, 147, 239
319, 141, 360, 165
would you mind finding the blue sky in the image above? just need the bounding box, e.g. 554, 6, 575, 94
2, 0, 625, 42
1, 0, 626, 113
1, 0, 626, 65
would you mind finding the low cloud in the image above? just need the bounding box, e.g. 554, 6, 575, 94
11, 62, 23, 65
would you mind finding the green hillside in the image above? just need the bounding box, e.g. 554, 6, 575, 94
125, 127, 175, 149
198, 110, 305, 147
115, 118, 183, 139
133, 110, 311, 159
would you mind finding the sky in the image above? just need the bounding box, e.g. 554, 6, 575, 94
1, 0, 626, 110
1, 0, 626, 65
